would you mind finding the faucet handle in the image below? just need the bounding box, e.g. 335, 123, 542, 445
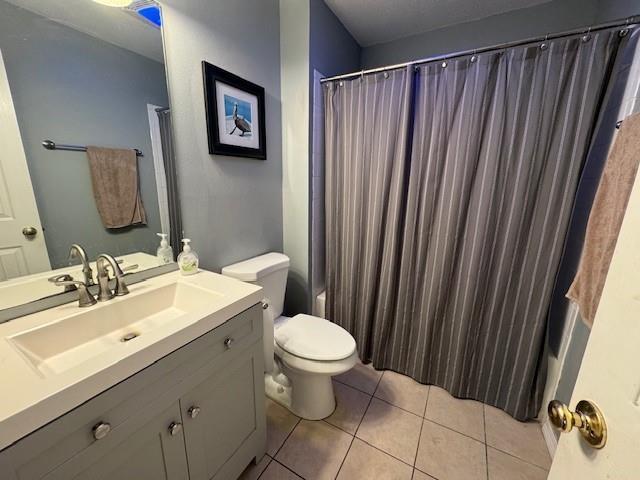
49, 275, 97, 307
47, 274, 77, 292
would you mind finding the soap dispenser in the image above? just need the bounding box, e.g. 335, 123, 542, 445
156, 233, 173, 265
177, 238, 199, 275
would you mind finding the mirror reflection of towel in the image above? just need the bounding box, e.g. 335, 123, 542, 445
86, 146, 147, 229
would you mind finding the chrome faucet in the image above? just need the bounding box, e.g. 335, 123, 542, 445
69, 244, 94, 286
96, 253, 129, 301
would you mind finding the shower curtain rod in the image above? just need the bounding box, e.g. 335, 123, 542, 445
321, 14, 640, 83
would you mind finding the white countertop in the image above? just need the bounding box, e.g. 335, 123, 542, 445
0, 269, 262, 451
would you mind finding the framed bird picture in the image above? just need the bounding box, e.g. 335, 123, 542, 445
202, 61, 267, 159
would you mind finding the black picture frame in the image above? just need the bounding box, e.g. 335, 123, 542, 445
202, 61, 267, 160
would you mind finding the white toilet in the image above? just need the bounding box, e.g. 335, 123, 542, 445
222, 252, 357, 420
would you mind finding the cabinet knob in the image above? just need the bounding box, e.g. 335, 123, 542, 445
92, 422, 111, 440
188, 406, 201, 419
224, 337, 234, 349
168, 421, 183, 436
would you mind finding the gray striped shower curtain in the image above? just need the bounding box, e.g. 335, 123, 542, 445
324, 28, 626, 420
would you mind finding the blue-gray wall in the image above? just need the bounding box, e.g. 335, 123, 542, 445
309, 0, 361, 80
361, 0, 639, 69
0, 0, 167, 267
161, 0, 283, 273
361, 0, 602, 68
596, 0, 639, 22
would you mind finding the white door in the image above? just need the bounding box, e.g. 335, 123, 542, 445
0, 50, 50, 280
548, 141, 640, 478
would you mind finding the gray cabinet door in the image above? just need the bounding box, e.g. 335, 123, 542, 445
43, 402, 189, 480
181, 351, 259, 480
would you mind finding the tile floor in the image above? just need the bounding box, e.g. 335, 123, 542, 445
240, 361, 551, 480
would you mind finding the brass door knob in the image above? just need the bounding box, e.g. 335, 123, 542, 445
548, 399, 607, 449
22, 226, 38, 238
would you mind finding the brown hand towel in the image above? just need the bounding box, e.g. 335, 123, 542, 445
86, 146, 147, 229
567, 111, 640, 327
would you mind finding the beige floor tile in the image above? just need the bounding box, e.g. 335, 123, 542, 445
276, 420, 353, 480
416, 420, 487, 480
484, 405, 551, 470
266, 398, 300, 456
487, 447, 548, 480
356, 397, 422, 465
424, 386, 485, 441
325, 381, 371, 434
238, 454, 271, 480
374, 371, 430, 416
412, 469, 437, 480
335, 360, 383, 394
260, 460, 302, 480
337, 438, 413, 480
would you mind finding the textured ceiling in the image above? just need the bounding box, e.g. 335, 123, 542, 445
3, 0, 163, 62
323, 0, 553, 46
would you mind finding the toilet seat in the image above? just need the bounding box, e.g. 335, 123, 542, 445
274, 314, 356, 361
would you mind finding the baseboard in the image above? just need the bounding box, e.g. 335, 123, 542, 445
542, 420, 558, 457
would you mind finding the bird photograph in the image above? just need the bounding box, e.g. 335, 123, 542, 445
225, 97, 252, 137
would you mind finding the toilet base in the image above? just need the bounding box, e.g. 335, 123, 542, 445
264, 370, 336, 420
264, 350, 357, 420
287, 368, 336, 420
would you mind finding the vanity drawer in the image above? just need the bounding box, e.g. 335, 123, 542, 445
0, 303, 262, 480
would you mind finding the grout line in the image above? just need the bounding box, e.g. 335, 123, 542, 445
255, 456, 273, 480
273, 416, 302, 459
272, 458, 305, 479
355, 436, 417, 470
418, 416, 485, 445
414, 466, 441, 480
414, 466, 442, 480
322, 418, 359, 436
423, 385, 431, 417
333, 376, 379, 397
348, 369, 416, 472
486, 445, 551, 472
334, 430, 355, 479
412, 385, 431, 468
353, 366, 385, 436
373, 396, 424, 419
334, 372, 384, 480
483, 405, 489, 480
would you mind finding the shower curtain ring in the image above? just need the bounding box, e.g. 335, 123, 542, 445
619, 18, 630, 37
582, 27, 592, 43
470, 50, 477, 63
540, 34, 549, 51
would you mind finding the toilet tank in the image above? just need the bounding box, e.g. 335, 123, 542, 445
221, 252, 290, 317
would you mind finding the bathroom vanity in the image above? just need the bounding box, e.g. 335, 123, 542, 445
0, 271, 266, 480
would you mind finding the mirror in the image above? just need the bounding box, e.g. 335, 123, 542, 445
0, 0, 181, 315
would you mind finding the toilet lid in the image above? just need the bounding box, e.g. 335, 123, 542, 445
274, 314, 356, 361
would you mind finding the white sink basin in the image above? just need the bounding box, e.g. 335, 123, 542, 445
8, 282, 224, 376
